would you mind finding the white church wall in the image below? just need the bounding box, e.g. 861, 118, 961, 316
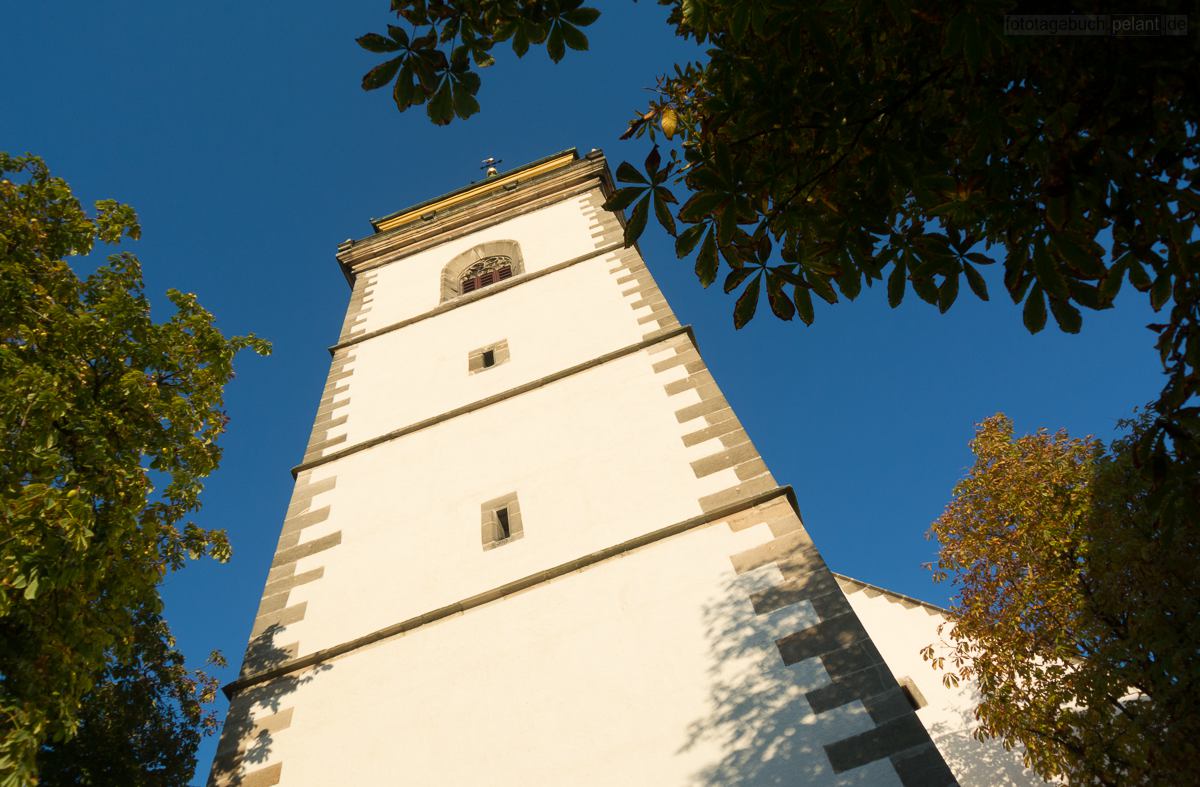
356, 189, 604, 332
280, 345, 751, 654
336, 248, 650, 445
234, 519, 906, 787
838, 581, 1047, 786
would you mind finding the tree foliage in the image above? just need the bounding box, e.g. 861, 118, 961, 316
926, 413, 1199, 785
0, 153, 269, 785
35, 608, 226, 786
359, 0, 1199, 458
356, 0, 600, 125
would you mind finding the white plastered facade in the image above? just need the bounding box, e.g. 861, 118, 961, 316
209, 152, 960, 787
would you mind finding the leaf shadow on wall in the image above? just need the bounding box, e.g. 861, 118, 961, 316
924, 704, 1044, 786
678, 573, 854, 787
206, 625, 332, 785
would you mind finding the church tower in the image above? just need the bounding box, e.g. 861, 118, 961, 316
210, 149, 956, 786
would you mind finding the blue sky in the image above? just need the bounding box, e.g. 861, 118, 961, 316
2, 3, 1165, 782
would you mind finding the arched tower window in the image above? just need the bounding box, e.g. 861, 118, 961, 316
440, 240, 525, 302
460, 255, 513, 294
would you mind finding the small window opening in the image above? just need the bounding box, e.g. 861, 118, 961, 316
897, 677, 927, 711
468, 340, 509, 374
481, 493, 522, 550
459, 255, 513, 295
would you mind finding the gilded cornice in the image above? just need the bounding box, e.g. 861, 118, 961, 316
335, 150, 614, 284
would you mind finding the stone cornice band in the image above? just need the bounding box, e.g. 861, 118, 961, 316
337, 154, 612, 284
224, 484, 800, 699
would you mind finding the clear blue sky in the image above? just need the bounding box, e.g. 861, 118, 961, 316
2, 3, 1164, 783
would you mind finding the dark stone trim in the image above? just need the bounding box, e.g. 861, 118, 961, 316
328, 241, 625, 354
891, 746, 959, 786
223, 484, 800, 699
294, 325, 694, 477
824, 715, 936, 773
832, 572, 949, 616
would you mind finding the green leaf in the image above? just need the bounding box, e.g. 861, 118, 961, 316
675, 223, 707, 258
560, 21, 589, 51
1048, 297, 1082, 333
911, 276, 939, 305
724, 266, 755, 294
393, 63, 416, 109
695, 231, 719, 287
887, 263, 906, 307
357, 33, 401, 53
1126, 261, 1152, 291
733, 274, 761, 329
1068, 280, 1104, 310
807, 273, 838, 305
547, 25, 566, 62
1150, 274, 1172, 311
963, 262, 989, 300
938, 271, 959, 313
653, 195, 677, 236
603, 186, 647, 212
427, 79, 454, 125
766, 274, 795, 321
679, 191, 725, 221
838, 268, 862, 300
615, 162, 649, 185
962, 16, 983, 76
793, 285, 815, 325
386, 24, 409, 46
23, 576, 38, 600
361, 57, 403, 91
1051, 233, 1105, 279
473, 49, 496, 68
1033, 244, 1070, 300
1023, 285, 1047, 334
624, 195, 649, 247
1098, 264, 1124, 305
564, 7, 601, 26
645, 145, 662, 179
452, 82, 480, 120
513, 24, 530, 57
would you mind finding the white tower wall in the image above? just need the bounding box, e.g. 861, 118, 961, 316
209, 150, 958, 787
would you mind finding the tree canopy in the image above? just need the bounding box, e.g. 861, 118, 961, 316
0, 153, 268, 785
926, 413, 1199, 785
358, 0, 1198, 450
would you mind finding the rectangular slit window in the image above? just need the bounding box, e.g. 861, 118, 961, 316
468, 340, 509, 374
481, 493, 522, 550
898, 677, 927, 711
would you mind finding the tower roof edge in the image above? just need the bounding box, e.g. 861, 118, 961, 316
368, 147, 582, 234
335, 147, 615, 286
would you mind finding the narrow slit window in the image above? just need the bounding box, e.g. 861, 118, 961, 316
897, 677, 927, 710
468, 340, 509, 374
481, 493, 522, 550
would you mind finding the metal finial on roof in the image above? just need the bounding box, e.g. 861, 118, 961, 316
481, 156, 502, 178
